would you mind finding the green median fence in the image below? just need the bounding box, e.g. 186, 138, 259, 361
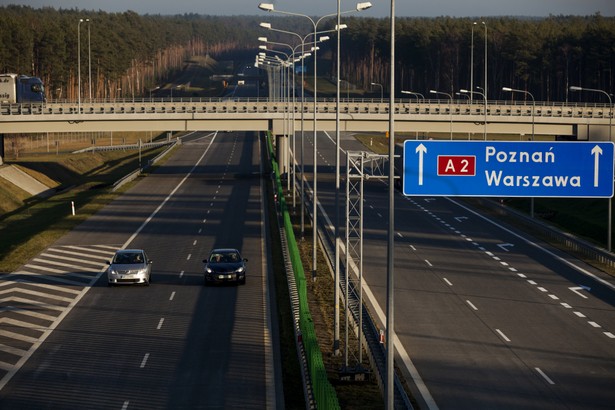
266, 131, 340, 410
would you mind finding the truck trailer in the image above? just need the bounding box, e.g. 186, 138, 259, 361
0, 73, 45, 104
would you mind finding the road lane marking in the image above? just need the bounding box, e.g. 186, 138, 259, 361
588, 321, 601, 328
605, 332, 615, 338
157, 318, 165, 330
443, 278, 453, 286
535, 368, 555, 384
495, 329, 511, 342
169, 292, 176, 301
121, 401, 129, 410
466, 300, 478, 311
140, 353, 149, 368
537, 287, 548, 293
187, 254, 192, 260
569, 286, 590, 299
179, 271, 184, 278
425, 260, 433, 267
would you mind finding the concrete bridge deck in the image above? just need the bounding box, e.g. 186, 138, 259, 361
1, 98, 612, 140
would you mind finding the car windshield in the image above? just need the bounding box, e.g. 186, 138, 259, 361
114, 252, 144, 264
210, 252, 240, 263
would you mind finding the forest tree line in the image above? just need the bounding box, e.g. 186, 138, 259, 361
1, 6, 614, 103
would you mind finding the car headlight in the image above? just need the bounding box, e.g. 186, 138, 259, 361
206, 267, 213, 274
236, 266, 245, 274
108, 268, 117, 275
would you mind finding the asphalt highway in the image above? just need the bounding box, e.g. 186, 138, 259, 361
0, 131, 281, 409
304, 130, 615, 409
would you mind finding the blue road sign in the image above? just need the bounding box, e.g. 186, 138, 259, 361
403, 141, 615, 198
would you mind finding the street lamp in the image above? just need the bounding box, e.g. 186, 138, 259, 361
430, 89, 453, 139
401, 90, 424, 100
502, 87, 535, 140
502, 86, 536, 217
570, 85, 613, 251
371, 82, 383, 101
77, 18, 88, 111
259, 1, 372, 360
87, 19, 92, 100
149, 86, 160, 99
259, 2, 372, 289
460, 88, 487, 139
471, 22, 477, 104
482, 21, 487, 101
569, 86, 612, 141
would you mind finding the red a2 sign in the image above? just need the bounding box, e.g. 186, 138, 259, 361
437, 155, 476, 176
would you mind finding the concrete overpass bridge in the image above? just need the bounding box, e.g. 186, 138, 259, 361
1, 98, 612, 141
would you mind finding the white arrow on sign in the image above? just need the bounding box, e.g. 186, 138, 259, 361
569, 285, 591, 299
416, 143, 427, 186
455, 216, 468, 222
497, 243, 514, 252
591, 145, 603, 187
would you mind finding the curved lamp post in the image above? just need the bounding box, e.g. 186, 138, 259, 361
429, 89, 453, 139
460, 88, 487, 140
259, 2, 372, 359
371, 82, 383, 102
258, 2, 371, 288
503, 86, 536, 217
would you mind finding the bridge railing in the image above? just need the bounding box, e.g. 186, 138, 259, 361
1, 98, 612, 119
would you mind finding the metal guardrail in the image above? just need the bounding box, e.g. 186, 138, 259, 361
109, 140, 177, 191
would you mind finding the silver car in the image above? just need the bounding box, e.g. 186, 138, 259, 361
106, 249, 152, 286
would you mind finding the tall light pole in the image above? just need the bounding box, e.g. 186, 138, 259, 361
77, 18, 86, 111
482, 21, 487, 101
471, 21, 477, 104
259, 2, 372, 286
386, 0, 396, 407
371, 81, 383, 101
430, 89, 453, 139
570, 85, 613, 251
88, 19, 92, 100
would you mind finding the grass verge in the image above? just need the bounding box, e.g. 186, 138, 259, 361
0, 145, 171, 273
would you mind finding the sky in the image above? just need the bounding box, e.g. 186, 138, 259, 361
0, 0, 614, 18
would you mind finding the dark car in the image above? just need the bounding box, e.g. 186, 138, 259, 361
203, 248, 247, 285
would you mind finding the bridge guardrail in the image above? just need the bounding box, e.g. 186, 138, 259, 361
2, 98, 612, 120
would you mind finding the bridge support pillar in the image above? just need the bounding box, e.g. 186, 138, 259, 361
276, 134, 288, 178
